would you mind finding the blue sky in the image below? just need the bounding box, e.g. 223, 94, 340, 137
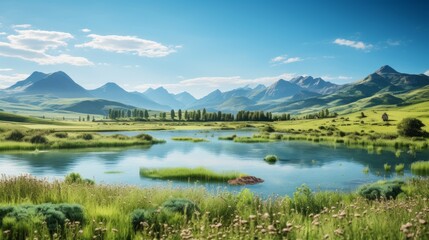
0, 0, 428, 98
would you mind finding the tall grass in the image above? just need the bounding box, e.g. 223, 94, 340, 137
139, 167, 242, 182
0, 175, 429, 239
395, 163, 405, 173
411, 161, 429, 176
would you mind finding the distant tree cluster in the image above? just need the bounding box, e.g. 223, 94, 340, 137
236, 110, 273, 121
108, 108, 149, 120
273, 113, 292, 121
302, 109, 337, 119
176, 108, 234, 121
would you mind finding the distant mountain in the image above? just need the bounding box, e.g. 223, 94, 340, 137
89, 82, 168, 110
260, 79, 304, 101
217, 96, 256, 112
60, 99, 135, 115
174, 91, 196, 106
7, 71, 90, 98
267, 65, 429, 113
142, 87, 184, 109
290, 76, 339, 94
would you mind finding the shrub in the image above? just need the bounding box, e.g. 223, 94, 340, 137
56, 204, 85, 223
264, 154, 278, 164
44, 209, 66, 231
260, 125, 275, 133
135, 133, 153, 141
5, 130, 25, 141
64, 172, 94, 185
131, 209, 147, 230
79, 133, 93, 140
397, 118, 426, 137
30, 134, 48, 144
291, 184, 322, 215
384, 163, 391, 172
161, 198, 199, 217
357, 180, 404, 200
54, 132, 68, 138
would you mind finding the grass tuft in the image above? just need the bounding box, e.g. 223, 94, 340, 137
140, 167, 243, 182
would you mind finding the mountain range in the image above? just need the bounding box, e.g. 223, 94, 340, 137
1, 65, 429, 115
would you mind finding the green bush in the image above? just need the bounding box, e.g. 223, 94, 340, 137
53, 132, 68, 138
78, 133, 93, 140
0, 203, 84, 233
131, 209, 147, 230
260, 125, 275, 133
357, 180, 404, 200
397, 118, 426, 137
161, 198, 199, 217
64, 173, 94, 185
264, 154, 278, 164
30, 134, 48, 144
5, 130, 25, 141
135, 133, 153, 141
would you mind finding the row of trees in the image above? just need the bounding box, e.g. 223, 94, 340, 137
302, 109, 337, 119
106, 108, 337, 122
108, 109, 149, 120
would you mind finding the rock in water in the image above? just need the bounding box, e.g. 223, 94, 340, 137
228, 176, 264, 185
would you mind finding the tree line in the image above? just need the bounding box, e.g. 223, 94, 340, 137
106, 108, 337, 122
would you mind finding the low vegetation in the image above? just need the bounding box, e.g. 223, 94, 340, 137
395, 163, 405, 173
0, 175, 429, 239
171, 137, 207, 142
139, 167, 243, 182
411, 161, 429, 176
264, 154, 278, 164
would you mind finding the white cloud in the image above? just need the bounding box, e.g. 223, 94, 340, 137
0, 28, 93, 66
271, 55, 303, 65
0, 68, 13, 72
0, 72, 28, 88
7, 29, 73, 51
76, 34, 177, 57
134, 73, 296, 98
425, 70, 429, 76
283, 57, 303, 64
12, 24, 32, 29
333, 38, 372, 50
271, 55, 286, 63
0, 32, 7, 36
81, 28, 91, 33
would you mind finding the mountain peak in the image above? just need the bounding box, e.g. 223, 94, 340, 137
376, 65, 398, 74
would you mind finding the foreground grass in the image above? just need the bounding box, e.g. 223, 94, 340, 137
0, 175, 429, 239
140, 167, 243, 182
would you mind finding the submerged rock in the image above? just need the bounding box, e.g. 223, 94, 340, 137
228, 176, 264, 185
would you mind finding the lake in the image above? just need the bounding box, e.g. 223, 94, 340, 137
0, 130, 428, 197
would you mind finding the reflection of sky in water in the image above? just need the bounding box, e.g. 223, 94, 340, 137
0, 130, 428, 197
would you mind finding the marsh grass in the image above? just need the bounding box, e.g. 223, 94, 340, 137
104, 171, 124, 174
0, 175, 429, 239
362, 166, 370, 174
171, 137, 207, 142
411, 161, 429, 176
384, 163, 392, 172
0, 130, 164, 151
218, 134, 237, 140
233, 137, 271, 143
395, 163, 405, 173
139, 167, 243, 182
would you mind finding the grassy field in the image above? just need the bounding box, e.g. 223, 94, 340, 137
0, 175, 428, 239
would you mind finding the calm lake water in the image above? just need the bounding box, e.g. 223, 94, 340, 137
1, 130, 428, 197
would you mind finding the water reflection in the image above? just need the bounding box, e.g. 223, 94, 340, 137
0, 130, 427, 196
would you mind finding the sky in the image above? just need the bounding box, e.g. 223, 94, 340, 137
0, 0, 428, 98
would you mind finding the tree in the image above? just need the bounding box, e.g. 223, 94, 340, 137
144, 110, 149, 120
171, 109, 175, 120
178, 109, 182, 121
382, 113, 389, 122
87, 114, 90, 121
397, 118, 426, 137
